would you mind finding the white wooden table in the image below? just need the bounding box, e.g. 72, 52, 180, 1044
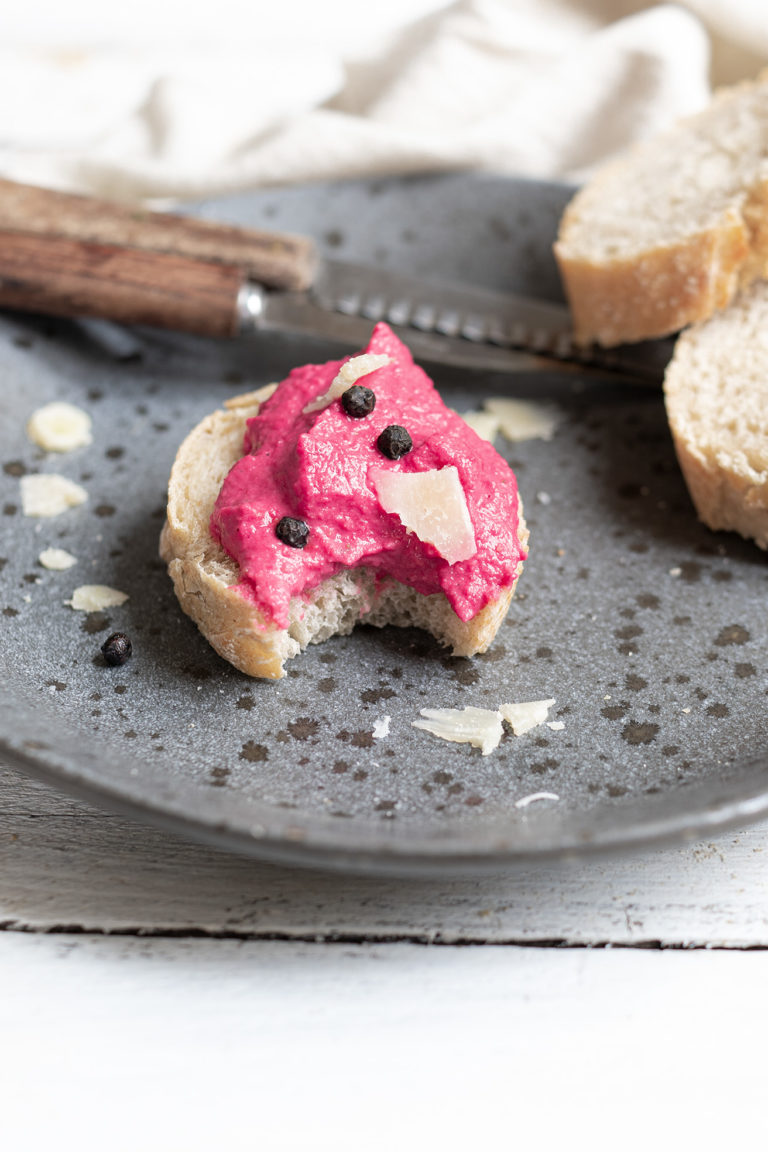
3, 762, 767, 1150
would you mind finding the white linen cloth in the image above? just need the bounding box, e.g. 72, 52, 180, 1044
0, 0, 766, 203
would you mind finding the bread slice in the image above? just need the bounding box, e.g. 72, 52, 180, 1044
664, 279, 768, 548
555, 72, 768, 347
160, 387, 528, 679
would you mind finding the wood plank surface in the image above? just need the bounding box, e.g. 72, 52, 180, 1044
1, 934, 766, 1150
3, 766, 768, 946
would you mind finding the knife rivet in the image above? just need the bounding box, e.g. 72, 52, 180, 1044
341, 385, 376, 418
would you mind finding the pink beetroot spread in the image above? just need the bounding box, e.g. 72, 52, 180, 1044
211, 323, 526, 629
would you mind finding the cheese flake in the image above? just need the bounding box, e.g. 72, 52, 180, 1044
66, 585, 129, 612
303, 353, 390, 414
458, 410, 500, 441
484, 398, 559, 442
20, 474, 88, 517
27, 402, 92, 452
371, 465, 476, 565
515, 791, 560, 809
499, 698, 556, 736
412, 706, 504, 756
372, 715, 391, 739
39, 547, 77, 571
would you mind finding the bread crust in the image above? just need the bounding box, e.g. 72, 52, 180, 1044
555, 206, 752, 347
664, 433, 768, 550
161, 390, 527, 679
554, 71, 768, 347
663, 283, 768, 549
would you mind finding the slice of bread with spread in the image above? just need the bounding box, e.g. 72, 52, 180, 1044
555, 72, 768, 347
664, 279, 768, 549
161, 324, 528, 679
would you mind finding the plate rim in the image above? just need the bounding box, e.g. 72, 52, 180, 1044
3, 169, 768, 874
6, 714, 768, 876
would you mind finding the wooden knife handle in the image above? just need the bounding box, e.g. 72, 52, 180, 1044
0, 178, 318, 338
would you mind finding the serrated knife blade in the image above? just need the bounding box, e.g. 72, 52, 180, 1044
239, 259, 672, 386
0, 177, 672, 384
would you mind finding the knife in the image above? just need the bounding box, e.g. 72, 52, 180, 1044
0, 178, 667, 384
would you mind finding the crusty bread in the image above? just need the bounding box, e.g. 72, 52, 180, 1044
160, 387, 528, 679
555, 72, 768, 347
664, 279, 768, 548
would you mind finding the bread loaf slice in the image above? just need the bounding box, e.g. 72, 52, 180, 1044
160, 387, 528, 680
555, 72, 768, 347
664, 279, 768, 548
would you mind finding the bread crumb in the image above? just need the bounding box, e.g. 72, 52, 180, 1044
499, 698, 555, 735
372, 715, 391, 739
484, 398, 559, 442
66, 584, 129, 611
27, 402, 92, 452
224, 384, 278, 410
20, 474, 88, 517
39, 547, 77, 570
515, 791, 560, 808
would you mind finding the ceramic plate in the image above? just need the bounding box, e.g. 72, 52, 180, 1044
2, 173, 767, 875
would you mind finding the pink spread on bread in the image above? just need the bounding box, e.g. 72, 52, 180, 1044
211, 323, 526, 628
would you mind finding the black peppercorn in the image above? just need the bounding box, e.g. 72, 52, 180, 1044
275, 515, 310, 548
341, 385, 376, 418
377, 424, 413, 460
101, 632, 132, 667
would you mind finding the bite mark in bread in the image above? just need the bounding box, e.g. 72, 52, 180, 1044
161, 334, 528, 680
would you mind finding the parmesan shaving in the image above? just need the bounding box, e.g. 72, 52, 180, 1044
20, 474, 88, 518
39, 547, 77, 571
484, 398, 560, 442
372, 715, 391, 739
499, 698, 556, 736
303, 354, 390, 414
26, 402, 92, 452
371, 465, 476, 565
413, 697, 558, 755
515, 792, 560, 808
412, 706, 503, 756
458, 410, 500, 441
66, 585, 129, 611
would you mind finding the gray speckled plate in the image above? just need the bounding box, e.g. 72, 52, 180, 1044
2, 173, 768, 875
